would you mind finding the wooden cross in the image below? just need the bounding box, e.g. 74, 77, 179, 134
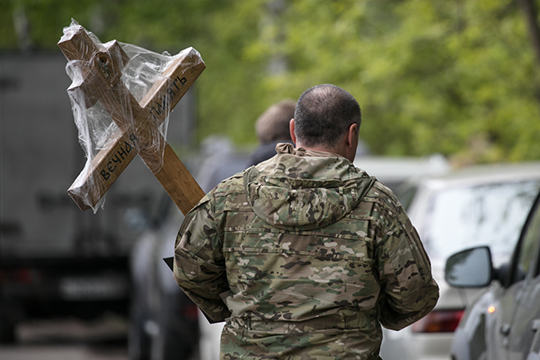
58, 24, 205, 215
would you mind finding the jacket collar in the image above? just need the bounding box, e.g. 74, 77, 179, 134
275, 143, 344, 159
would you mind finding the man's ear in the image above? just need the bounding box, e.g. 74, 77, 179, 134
347, 123, 358, 148
289, 119, 297, 144
342, 123, 359, 162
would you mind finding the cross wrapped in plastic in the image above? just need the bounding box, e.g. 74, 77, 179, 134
58, 21, 205, 214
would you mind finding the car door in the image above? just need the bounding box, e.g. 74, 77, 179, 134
506, 194, 540, 360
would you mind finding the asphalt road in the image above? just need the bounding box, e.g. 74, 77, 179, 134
0, 316, 129, 360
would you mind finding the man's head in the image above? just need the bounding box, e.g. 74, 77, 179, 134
256, 100, 296, 144
291, 84, 361, 162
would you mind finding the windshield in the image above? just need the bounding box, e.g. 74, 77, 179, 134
420, 180, 540, 265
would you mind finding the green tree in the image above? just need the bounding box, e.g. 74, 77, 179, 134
3, 0, 540, 163
245, 0, 540, 163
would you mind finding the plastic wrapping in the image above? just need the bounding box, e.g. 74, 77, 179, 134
60, 20, 204, 212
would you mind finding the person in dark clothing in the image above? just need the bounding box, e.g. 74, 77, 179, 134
247, 99, 296, 166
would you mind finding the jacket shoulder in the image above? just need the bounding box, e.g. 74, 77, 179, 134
363, 180, 402, 210
210, 170, 250, 212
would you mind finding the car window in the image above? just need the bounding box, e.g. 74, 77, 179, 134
513, 195, 540, 283
420, 180, 540, 264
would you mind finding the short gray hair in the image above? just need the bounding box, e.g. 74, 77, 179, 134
293, 84, 361, 148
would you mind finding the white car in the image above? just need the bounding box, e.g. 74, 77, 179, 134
379, 162, 540, 360
353, 154, 450, 191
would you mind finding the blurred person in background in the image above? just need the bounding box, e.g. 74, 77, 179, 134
247, 99, 296, 167
174, 84, 439, 359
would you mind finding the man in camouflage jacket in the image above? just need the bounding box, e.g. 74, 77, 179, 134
174, 84, 439, 359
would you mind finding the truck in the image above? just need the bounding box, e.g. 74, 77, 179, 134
0, 50, 196, 343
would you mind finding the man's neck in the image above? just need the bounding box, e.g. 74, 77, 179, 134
296, 143, 354, 162
297, 144, 338, 155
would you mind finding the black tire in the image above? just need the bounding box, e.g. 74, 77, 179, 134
152, 292, 199, 360
0, 310, 17, 344
128, 300, 152, 360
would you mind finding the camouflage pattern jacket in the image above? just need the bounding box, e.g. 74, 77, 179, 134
174, 143, 439, 360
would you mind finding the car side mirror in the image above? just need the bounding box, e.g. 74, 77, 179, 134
445, 246, 494, 287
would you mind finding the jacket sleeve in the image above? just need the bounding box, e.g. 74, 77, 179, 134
173, 193, 231, 323
374, 188, 439, 331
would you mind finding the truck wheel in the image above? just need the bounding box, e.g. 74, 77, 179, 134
0, 317, 16, 344
128, 306, 151, 360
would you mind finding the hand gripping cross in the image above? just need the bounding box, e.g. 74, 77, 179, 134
58, 24, 205, 214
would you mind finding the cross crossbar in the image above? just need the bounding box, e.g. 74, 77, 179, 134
59, 24, 206, 215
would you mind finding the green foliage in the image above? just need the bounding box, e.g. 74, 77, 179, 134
2, 0, 540, 163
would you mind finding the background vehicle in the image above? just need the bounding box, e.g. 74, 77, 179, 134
0, 51, 195, 345
379, 162, 540, 360
353, 153, 449, 192
445, 189, 540, 360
